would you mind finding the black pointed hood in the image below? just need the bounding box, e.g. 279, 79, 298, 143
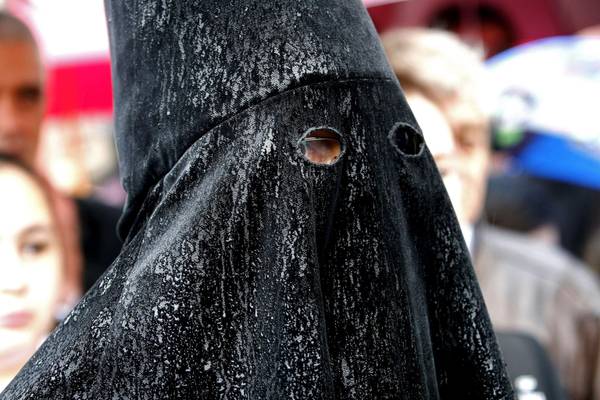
107, 0, 395, 238
1, 1, 512, 399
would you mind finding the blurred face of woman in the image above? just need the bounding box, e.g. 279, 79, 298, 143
0, 165, 63, 373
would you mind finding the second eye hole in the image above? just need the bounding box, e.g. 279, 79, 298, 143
389, 122, 424, 156
298, 128, 345, 166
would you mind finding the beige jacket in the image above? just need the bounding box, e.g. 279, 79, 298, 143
475, 226, 600, 400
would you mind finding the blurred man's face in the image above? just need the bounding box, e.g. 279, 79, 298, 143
0, 40, 44, 166
406, 90, 490, 226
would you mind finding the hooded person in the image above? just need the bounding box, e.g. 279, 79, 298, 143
0, 1, 512, 399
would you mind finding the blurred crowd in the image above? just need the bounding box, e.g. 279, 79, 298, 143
1, 2, 600, 400
383, 28, 600, 400
0, 10, 121, 391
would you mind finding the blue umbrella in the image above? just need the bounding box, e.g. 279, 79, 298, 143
487, 36, 600, 190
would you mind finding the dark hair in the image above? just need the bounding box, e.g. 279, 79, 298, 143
0, 152, 38, 180
484, 174, 553, 232
0, 10, 37, 44
485, 173, 600, 259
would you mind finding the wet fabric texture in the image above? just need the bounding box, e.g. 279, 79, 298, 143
1, 1, 512, 399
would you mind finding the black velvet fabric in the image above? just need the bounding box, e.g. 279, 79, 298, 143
76, 198, 122, 291
1, 0, 512, 399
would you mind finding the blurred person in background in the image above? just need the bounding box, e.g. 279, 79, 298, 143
485, 172, 600, 271
485, 174, 563, 247
485, 35, 600, 272
0, 10, 121, 291
382, 28, 600, 400
0, 154, 81, 392
0, 10, 41, 166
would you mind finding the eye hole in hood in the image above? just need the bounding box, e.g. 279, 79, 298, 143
389, 122, 424, 157
298, 127, 345, 166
